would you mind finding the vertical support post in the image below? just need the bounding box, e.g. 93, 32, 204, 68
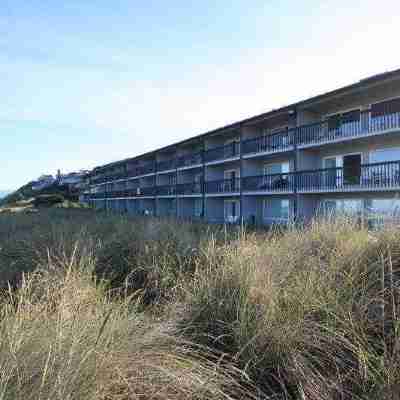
154, 155, 158, 217
202, 139, 206, 222
239, 125, 243, 225
175, 148, 179, 219
124, 163, 128, 213
292, 108, 299, 224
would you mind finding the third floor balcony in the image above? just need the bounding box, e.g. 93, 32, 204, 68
296, 109, 400, 147
242, 129, 295, 157
205, 178, 241, 194
205, 142, 240, 163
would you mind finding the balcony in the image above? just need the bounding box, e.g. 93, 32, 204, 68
156, 184, 176, 196
205, 178, 241, 194
90, 192, 107, 199
205, 142, 240, 163
242, 129, 295, 156
157, 159, 176, 172
242, 172, 295, 193
296, 110, 400, 147
137, 186, 157, 196
91, 171, 126, 185
136, 162, 156, 176
176, 182, 203, 195
297, 160, 400, 192
107, 190, 129, 199
176, 151, 203, 168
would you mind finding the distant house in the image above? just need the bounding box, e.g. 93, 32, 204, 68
57, 170, 90, 189
32, 175, 55, 191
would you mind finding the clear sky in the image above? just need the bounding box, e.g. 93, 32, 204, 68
2, 0, 400, 191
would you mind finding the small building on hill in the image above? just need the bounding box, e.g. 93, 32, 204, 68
32, 175, 55, 191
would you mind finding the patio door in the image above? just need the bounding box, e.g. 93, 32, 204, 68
224, 169, 239, 192
324, 154, 361, 188
342, 154, 361, 185
224, 200, 240, 223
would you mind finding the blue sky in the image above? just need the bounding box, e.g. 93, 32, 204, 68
2, 0, 400, 190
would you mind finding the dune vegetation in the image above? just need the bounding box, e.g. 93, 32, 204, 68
0, 209, 399, 399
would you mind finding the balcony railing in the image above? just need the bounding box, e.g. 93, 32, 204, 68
92, 171, 126, 184
90, 192, 107, 199
242, 129, 294, 156
136, 163, 156, 176
156, 184, 176, 196
176, 182, 203, 195
157, 159, 176, 172
297, 160, 400, 191
176, 151, 203, 168
205, 178, 241, 194
108, 190, 128, 199
296, 110, 400, 146
242, 172, 295, 192
205, 142, 240, 163
138, 186, 157, 196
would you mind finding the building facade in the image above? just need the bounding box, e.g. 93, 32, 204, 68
88, 69, 400, 225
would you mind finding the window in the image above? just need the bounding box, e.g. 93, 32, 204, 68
369, 148, 400, 164
371, 98, 400, 118
321, 199, 363, 216
264, 162, 289, 175
263, 199, 290, 222
365, 198, 400, 227
323, 154, 361, 186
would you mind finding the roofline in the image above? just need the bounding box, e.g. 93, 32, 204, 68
93, 67, 400, 171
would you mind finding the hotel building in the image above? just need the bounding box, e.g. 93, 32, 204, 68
88, 69, 400, 225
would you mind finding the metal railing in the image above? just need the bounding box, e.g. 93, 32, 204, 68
205, 178, 241, 194
156, 184, 176, 196
157, 159, 176, 172
297, 160, 400, 191
176, 151, 203, 168
242, 129, 294, 155
242, 172, 295, 192
176, 182, 203, 195
296, 110, 400, 146
204, 142, 240, 162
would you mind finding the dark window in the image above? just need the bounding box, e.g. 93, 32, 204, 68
371, 98, 400, 117
342, 109, 360, 123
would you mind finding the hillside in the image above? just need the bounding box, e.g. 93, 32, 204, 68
0, 181, 84, 211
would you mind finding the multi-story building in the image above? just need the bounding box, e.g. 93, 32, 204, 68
88, 68, 400, 225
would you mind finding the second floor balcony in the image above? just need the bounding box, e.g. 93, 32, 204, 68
297, 160, 400, 192
176, 182, 203, 195
156, 184, 176, 196
205, 178, 241, 194
242, 172, 295, 193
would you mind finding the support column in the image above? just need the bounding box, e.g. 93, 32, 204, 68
239, 125, 243, 224
202, 139, 206, 221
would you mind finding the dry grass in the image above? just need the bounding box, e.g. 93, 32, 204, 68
0, 209, 399, 399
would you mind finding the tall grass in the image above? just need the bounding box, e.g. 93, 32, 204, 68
0, 209, 399, 399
